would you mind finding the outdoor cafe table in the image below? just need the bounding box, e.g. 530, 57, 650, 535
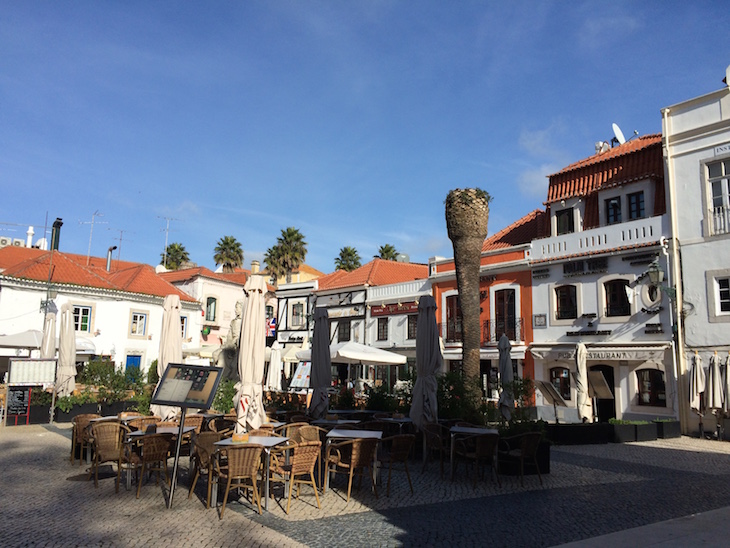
210, 435, 290, 512
124, 426, 196, 490
449, 425, 498, 480
324, 428, 383, 492
380, 416, 413, 434
311, 419, 360, 429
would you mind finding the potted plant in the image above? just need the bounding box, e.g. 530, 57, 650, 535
634, 420, 658, 441
653, 418, 681, 439
610, 418, 637, 443
55, 387, 98, 422
29, 388, 54, 424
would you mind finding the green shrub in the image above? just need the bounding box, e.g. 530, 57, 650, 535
332, 386, 357, 410
437, 371, 484, 424
30, 389, 52, 406
212, 379, 237, 414
147, 360, 159, 385
54, 387, 97, 411
365, 384, 399, 412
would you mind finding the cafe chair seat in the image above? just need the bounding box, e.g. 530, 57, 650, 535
213, 443, 264, 517
270, 440, 322, 514
324, 437, 379, 503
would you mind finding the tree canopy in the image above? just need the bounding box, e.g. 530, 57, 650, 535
335, 246, 362, 272
376, 243, 398, 261
264, 227, 307, 284
162, 242, 190, 270
214, 235, 244, 273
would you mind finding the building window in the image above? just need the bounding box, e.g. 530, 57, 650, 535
556, 208, 574, 235
266, 305, 274, 321
605, 197, 622, 225
495, 288, 517, 341
377, 318, 388, 341
205, 297, 217, 322
337, 321, 351, 342
180, 316, 188, 339
628, 191, 645, 220
708, 159, 730, 235
718, 278, 730, 313
445, 295, 462, 342
407, 314, 418, 339
555, 285, 577, 320
636, 369, 666, 407
605, 279, 631, 316
550, 367, 571, 401
291, 303, 304, 327
73, 306, 92, 332
130, 312, 147, 336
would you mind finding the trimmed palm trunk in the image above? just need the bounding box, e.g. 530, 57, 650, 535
445, 188, 490, 382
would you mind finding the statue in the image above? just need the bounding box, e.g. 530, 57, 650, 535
213, 300, 243, 381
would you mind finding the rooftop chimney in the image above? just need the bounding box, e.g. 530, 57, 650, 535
106, 245, 117, 272
251, 260, 260, 274
50, 218, 63, 251
26, 226, 34, 247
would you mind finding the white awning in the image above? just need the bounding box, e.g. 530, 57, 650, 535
530, 343, 670, 362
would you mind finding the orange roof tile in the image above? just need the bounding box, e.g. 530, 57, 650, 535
482, 209, 547, 252
546, 134, 663, 204
317, 259, 428, 291
108, 265, 197, 302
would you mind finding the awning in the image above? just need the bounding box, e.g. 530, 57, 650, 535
0, 330, 43, 348
75, 337, 96, 355
530, 343, 670, 362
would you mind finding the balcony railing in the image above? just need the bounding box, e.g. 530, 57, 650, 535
710, 206, 730, 236
482, 318, 524, 344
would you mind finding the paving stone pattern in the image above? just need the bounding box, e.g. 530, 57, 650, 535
2, 424, 729, 547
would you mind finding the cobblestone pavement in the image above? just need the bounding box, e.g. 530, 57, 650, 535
2, 424, 730, 547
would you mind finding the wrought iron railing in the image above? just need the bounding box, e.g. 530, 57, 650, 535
482, 318, 524, 344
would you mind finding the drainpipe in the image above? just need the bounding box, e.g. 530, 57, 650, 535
662, 107, 689, 433
106, 245, 117, 272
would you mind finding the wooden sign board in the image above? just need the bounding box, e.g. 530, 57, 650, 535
151, 363, 223, 410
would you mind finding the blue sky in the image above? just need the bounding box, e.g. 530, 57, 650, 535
2, 2, 729, 275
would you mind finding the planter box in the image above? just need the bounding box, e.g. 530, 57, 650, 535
612, 423, 636, 443
635, 422, 658, 442
55, 403, 100, 423
29, 405, 54, 424
546, 423, 613, 445
499, 440, 550, 476
654, 420, 681, 439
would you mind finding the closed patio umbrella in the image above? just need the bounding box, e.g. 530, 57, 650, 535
497, 333, 514, 422
410, 295, 442, 431
56, 303, 76, 397
706, 353, 724, 412
235, 276, 268, 432
150, 295, 183, 421
266, 340, 283, 392
41, 307, 57, 360
690, 352, 706, 437
307, 307, 331, 420
574, 342, 591, 422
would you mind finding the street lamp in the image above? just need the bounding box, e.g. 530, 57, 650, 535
644, 259, 676, 301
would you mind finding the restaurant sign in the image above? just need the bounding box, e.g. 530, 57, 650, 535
371, 301, 418, 317
530, 345, 669, 362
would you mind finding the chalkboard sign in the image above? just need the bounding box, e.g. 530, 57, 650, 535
7, 386, 31, 416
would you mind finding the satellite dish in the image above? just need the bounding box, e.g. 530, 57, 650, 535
612, 123, 626, 145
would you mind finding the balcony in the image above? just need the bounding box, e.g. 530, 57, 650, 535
710, 206, 730, 236
443, 317, 525, 345
531, 216, 664, 262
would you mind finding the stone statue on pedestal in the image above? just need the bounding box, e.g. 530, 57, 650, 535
213, 300, 243, 381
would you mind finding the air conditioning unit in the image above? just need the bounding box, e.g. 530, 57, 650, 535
0, 237, 11, 247
12, 238, 25, 247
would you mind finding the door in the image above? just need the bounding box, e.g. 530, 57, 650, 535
125, 355, 142, 381
495, 289, 516, 341
590, 364, 616, 422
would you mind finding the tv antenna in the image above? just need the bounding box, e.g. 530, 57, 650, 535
158, 216, 180, 267
79, 210, 107, 265
107, 227, 134, 262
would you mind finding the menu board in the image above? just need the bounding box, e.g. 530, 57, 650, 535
151, 363, 223, 409
7, 386, 31, 415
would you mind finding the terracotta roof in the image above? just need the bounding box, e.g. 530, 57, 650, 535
546, 134, 663, 204
215, 271, 250, 286
482, 209, 547, 252
317, 259, 428, 291
0, 247, 196, 302
159, 266, 248, 286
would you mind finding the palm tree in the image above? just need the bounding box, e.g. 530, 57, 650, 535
162, 242, 190, 270
376, 244, 398, 261
335, 246, 361, 272
214, 236, 244, 273
445, 188, 491, 383
265, 227, 307, 284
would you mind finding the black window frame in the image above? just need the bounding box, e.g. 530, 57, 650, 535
550, 367, 571, 401
556, 208, 575, 235
628, 191, 645, 220
605, 279, 631, 317
377, 317, 388, 341
636, 369, 666, 407
605, 197, 622, 225
337, 320, 351, 342
555, 285, 578, 320
407, 314, 418, 340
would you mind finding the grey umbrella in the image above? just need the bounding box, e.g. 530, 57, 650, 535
308, 307, 331, 420
410, 295, 442, 431
497, 333, 513, 421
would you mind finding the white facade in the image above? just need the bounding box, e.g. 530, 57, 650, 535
663, 70, 730, 432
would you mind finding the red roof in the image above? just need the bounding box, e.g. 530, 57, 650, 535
317, 259, 428, 291
159, 266, 247, 286
0, 247, 196, 302
482, 209, 547, 252
546, 134, 663, 204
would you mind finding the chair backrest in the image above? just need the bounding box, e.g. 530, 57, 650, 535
156, 420, 179, 428
350, 438, 379, 468
518, 432, 542, 458
290, 440, 322, 475
383, 434, 415, 462
288, 414, 311, 423
74, 414, 101, 443
423, 423, 448, 450
208, 417, 236, 435
183, 414, 204, 433
474, 433, 500, 458
247, 428, 273, 437
193, 431, 222, 467
226, 444, 264, 478
139, 433, 173, 463
296, 425, 326, 444
90, 422, 128, 462
277, 422, 309, 439
128, 416, 161, 431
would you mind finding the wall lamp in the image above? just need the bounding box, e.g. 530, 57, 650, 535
645, 260, 677, 301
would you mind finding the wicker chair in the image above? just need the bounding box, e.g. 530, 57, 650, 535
454, 433, 500, 487
379, 434, 416, 496
183, 414, 205, 434
188, 431, 222, 508
126, 416, 161, 432
207, 416, 236, 437
270, 440, 322, 514
292, 425, 328, 487
324, 437, 379, 502
422, 422, 450, 477
135, 433, 174, 499
213, 443, 264, 517
498, 432, 543, 487
86, 421, 130, 489
71, 413, 101, 465
275, 421, 309, 439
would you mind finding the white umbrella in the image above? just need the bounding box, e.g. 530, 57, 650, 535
297, 340, 407, 366
41, 309, 57, 359
265, 340, 283, 392
307, 307, 331, 420
574, 342, 591, 422
706, 353, 724, 412
56, 303, 76, 397
235, 276, 268, 432
689, 352, 705, 414
150, 295, 183, 420
497, 333, 514, 421
410, 295, 442, 431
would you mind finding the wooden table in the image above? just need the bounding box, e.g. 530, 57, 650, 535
449, 426, 498, 480
210, 436, 289, 512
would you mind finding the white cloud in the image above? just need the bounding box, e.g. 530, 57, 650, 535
517, 163, 558, 199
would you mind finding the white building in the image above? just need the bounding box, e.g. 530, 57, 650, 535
662, 65, 730, 433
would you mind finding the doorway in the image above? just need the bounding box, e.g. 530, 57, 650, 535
125, 354, 142, 381
590, 364, 615, 422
